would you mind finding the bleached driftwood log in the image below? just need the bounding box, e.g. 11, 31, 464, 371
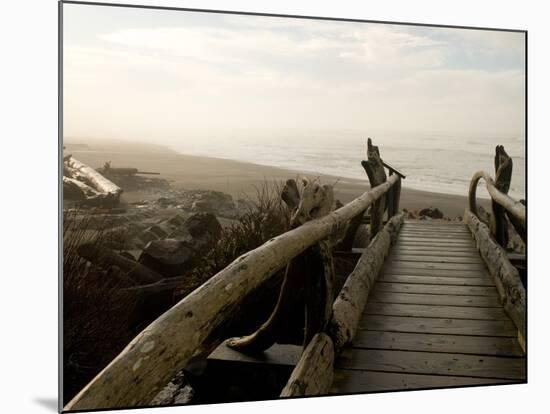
280, 333, 335, 397
64, 156, 122, 206
464, 210, 526, 351
329, 213, 404, 352
361, 138, 387, 238
64, 174, 399, 411
63, 176, 101, 200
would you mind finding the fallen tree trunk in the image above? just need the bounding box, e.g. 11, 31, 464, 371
65, 156, 122, 206
280, 333, 335, 397
65, 174, 399, 411
63, 176, 101, 200
329, 213, 404, 352
77, 243, 162, 285
464, 210, 526, 351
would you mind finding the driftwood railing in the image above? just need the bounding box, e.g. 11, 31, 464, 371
65, 138, 404, 410
465, 145, 526, 351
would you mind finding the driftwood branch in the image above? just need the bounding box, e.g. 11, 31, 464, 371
329, 213, 404, 352
464, 210, 526, 352
280, 333, 335, 397
64, 174, 398, 411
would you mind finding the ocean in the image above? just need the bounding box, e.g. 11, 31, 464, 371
171, 129, 526, 200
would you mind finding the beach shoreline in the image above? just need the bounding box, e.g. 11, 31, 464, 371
66, 140, 489, 218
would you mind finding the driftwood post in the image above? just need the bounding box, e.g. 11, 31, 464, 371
361, 138, 387, 238
492, 145, 513, 246
227, 178, 335, 352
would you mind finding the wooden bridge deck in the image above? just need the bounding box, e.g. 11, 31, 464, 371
330, 220, 526, 394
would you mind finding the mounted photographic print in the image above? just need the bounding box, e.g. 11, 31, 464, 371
60, 1, 526, 412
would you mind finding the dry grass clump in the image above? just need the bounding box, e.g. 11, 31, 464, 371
62, 211, 137, 404
184, 182, 291, 290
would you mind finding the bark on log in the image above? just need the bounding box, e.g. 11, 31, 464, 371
464, 210, 525, 351
280, 333, 335, 397
361, 138, 387, 238
329, 214, 404, 352
64, 174, 398, 411
77, 243, 163, 285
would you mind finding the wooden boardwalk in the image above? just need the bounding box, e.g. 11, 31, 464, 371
331, 220, 526, 394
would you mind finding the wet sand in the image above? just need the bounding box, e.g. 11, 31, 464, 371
67, 141, 486, 218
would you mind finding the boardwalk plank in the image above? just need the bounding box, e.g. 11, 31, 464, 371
385, 261, 486, 271
391, 255, 482, 264
374, 282, 498, 296
336, 349, 526, 380
353, 331, 524, 356
383, 267, 490, 278
379, 274, 494, 286
369, 291, 501, 307
364, 302, 509, 320
391, 249, 481, 258
331, 369, 518, 393
358, 315, 516, 336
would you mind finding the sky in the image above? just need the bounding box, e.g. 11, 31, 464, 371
63, 3, 526, 144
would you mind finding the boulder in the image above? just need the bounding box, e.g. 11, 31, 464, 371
139, 239, 195, 277
138, 213, 222, 277
418, 207, 444, 219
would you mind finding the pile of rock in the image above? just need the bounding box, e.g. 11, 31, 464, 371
138, 213, 222, 277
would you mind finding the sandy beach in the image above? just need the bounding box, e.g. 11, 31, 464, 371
66, 140, 488, 218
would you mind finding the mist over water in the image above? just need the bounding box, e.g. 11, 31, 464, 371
170, 129, 526, 200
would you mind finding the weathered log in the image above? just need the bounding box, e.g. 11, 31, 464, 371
63, 176, 101, 200
329, 213, 404, 352
390, 174, 402, 217
337, 210, 365, 251
468, 170, 525, 229
304, 239, 335, 345
280, 333, 335, 397
492, 145, 513, 246
464, 210, 526, 352
66, 156, 122, 206
506, 201, 526, 243
77, 243, 162, 285
361, 138, 387, 238
64, 174, 398, 411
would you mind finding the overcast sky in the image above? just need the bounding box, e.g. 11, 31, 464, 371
63, 4, 525, 143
